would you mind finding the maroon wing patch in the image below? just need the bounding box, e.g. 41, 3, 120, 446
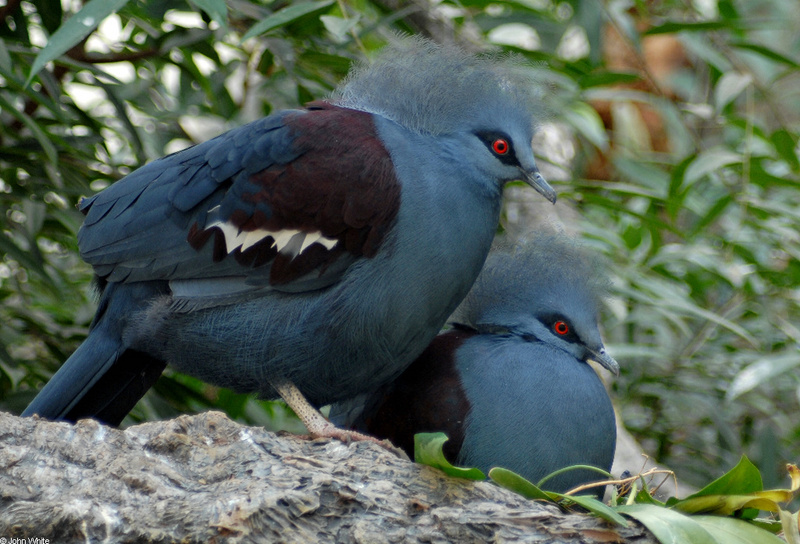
357, 329, 475, 461
187, 102, 401, 287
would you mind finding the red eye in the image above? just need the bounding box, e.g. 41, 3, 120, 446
554, 321, 569, 336
492, 138, 509, 155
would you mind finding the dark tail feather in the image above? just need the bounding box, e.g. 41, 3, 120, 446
63, 349, 166, 425
22, 281, 168, 426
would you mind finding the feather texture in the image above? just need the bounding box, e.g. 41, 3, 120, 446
23, 38, 556, 430
337, 234, 617, 494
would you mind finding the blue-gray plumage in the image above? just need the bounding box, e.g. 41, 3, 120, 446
22, 38, 556, 440
339, 235, 618, 491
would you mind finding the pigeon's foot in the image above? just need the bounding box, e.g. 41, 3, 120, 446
271, 377, 407, 457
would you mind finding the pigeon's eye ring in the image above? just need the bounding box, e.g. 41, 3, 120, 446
492, 139, 509, 155
554, 321, 569, 336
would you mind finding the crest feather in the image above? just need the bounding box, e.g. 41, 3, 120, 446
453, 233, 610, 328
334, 36, 543, 135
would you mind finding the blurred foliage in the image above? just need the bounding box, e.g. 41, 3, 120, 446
1, 0, 799, 491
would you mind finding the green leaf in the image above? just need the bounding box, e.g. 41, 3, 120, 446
488, 467, 553, 501
727, 352, 800, 401
188, 0, 228, 28
32, 0, 64, 34
683, 147, 742, 185
0, 38, 11, 73
644, 20, 738, 35
714, 72, 752, 111
537, 464, 613, 490
413, 433, 485, 480
562, 495, 629, 527
579, 71, 642, 88
770, 129, 800, 172
618, 504, 718, 544
0, 93, 58, 164
320, 14, 360, 42
731, 41, 800, 68
489, 468, 627, 526
670, 456, 783, 517
563, 101, 609, 151
693, 515, 787, 544
26, 0, 132, 86
672, 462, 799, 517
688, 194, 733, 238
686, 456, 763, 497
242, 1, 335, 41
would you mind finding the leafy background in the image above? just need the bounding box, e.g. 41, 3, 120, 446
1, 0, 798, 493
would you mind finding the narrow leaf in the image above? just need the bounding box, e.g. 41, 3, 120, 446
560, 495, 629, 527
413, 433, 485, 480
242, 1, 335, 41
731, 42, 800, 68
644, 20, 738, 35
488, 467, 553, 501
26, 0, 131, 86
320, 15, 360, 42
714, 72, 752, 111
683, 147, 742, 185
189, 0, 228, 28
563, 101, 609, 151
0, 93, 58, 164
727, 353, 800, 401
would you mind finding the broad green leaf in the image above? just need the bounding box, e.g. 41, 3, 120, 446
693, 515, 787, 544
26, 0, 131, 86
618, 504, 717, 544
682, 456, 763, 498
242, 1, 335, 41
670, 457, 800, 517
488, 467, 553, 501
188, 0, 228, 28
413, 433, 485, 480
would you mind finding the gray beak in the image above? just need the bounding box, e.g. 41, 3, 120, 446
587, 347, 620, 376
522, 169, 557, 204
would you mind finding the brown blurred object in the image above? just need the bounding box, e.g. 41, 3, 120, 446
586, 15, 691, 180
